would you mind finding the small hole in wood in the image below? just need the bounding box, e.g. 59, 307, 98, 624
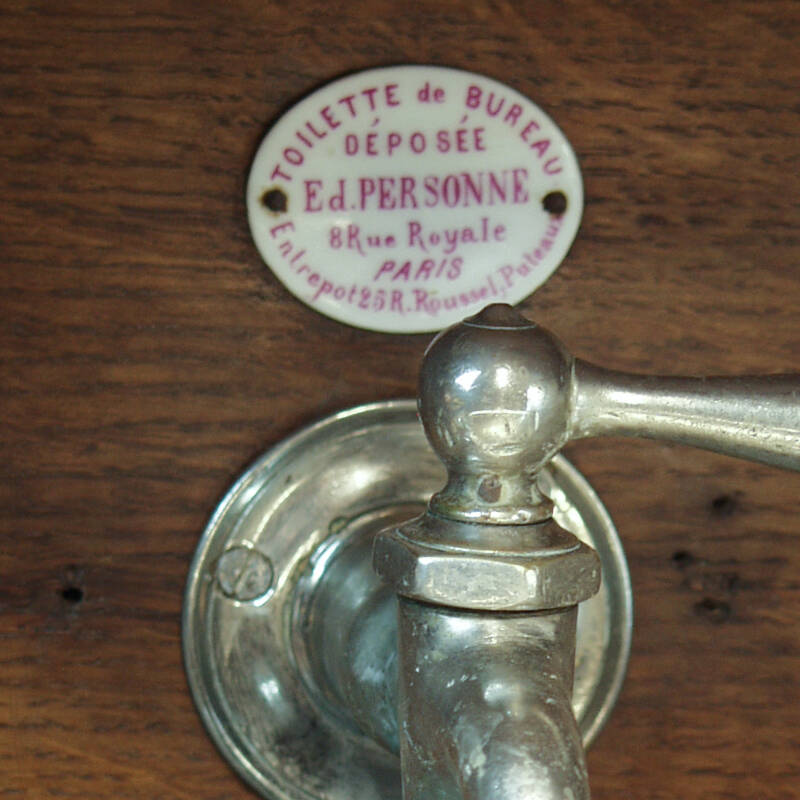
61, 585, 84, 603
542, 191, 567, 215
671, 550, 695, 569
694, 596, 731, 623
710, 493, 738, 517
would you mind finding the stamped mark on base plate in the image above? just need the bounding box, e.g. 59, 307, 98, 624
215, 545, 274, 604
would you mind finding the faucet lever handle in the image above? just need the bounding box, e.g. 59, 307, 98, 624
572, 361, 800, 472
419, 304, 800, 522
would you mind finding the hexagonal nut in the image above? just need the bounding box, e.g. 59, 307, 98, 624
373, 528, 600, 612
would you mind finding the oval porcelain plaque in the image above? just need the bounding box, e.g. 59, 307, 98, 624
247, 66, 583, 333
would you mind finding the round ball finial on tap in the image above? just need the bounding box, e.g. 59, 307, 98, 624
418, 304, 575, 524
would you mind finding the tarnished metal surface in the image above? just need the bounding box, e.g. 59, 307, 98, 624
417, 303, 570, 525
419, 304, 800, 514
573, 363, 800, 470
373, 515, 600, 610
373, 302, 800, 800
184, 301, 800, 799
183, 400, 632, 799
397, 601, 587, 800
378, 305, 599, 800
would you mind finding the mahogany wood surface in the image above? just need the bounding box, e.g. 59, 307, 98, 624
2, 1, 799, 797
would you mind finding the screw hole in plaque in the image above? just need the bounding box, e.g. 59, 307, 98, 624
261, 187, 288, 213
542, 190, 568, 215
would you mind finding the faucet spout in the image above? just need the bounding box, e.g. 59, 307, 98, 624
372, 304, 604, 798
398, 599, 589, 800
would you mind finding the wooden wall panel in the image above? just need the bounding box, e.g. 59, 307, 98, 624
2, 2, 798, 797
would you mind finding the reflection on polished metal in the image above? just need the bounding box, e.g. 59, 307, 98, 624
183, 303, 799, 800
418, 302, 799, 522
183, 402, 632, 800
374, 303, 799, 800
375, 304, 602, 799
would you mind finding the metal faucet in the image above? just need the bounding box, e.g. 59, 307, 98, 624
372, 303, 799, 799
184, 302, 799, 800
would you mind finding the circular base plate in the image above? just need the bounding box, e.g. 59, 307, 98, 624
183, 400, 632, 800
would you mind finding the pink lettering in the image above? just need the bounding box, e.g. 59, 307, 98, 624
400, 176, 417, 209
465, 84, 481, 109
339, 94, 357, 117
512, 168, 529, 204
520, 120, 540, 142
304, 180, 323, 212
378, 177, 396, 209
374, 261, 395, 281
359, 178, 376, 209
270, 220, 295, 238
529, 139, 550, 158
361, 86, 378, 110
284, 147, 303, 166
407, 221, 425, 252
486, 92, 504, 117
320, 105, 340, 129
306, 121, 327, 140
387, 132, 402, 155
544, 157, 562, 175
313, 279, 332, 301
504, 103, 522, 126
366, 132, 378, 156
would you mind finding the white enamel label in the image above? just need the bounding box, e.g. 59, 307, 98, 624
247, 65, 583, 333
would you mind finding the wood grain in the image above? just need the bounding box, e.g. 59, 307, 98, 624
1, 1, 798, 797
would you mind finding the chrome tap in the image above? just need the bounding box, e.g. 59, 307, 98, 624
373, 302, 799, 800
184, 302, 799, 800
